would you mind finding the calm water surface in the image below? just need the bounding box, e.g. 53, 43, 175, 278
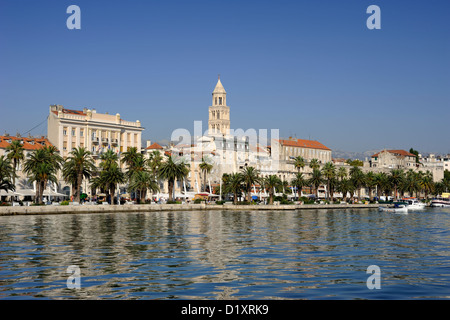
1, 208, 450, 300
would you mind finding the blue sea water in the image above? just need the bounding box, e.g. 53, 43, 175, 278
0, 207, 449, 300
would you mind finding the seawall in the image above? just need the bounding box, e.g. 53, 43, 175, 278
0, 203, 380, 216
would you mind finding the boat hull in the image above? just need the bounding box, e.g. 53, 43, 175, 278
430, 200, 450, 208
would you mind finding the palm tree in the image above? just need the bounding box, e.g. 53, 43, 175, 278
224, 172, 243, 204
321, 162, 336, 202
0, 155, 15, 195
128, 170, 159, 203
401, 170, 420, 198
350, 166, 365, 202
99, 149, 119, 171
365, 171, 377, 201
157, 154, 189, 202
0, 155, 15, 183
62, 147, 96, 203
6, 140, 24, 186
293, 156, 305, 173
419, 171, 434, 200
390, 169, 404, 200
263, 175, 282, 205
240, 166, 260, 202
199, 157, 214, 193
337, 178, 351, 202
102, 162, 125, 205
375, 172, 388, 201
124, 151, 147, 200
122, 147, 140, 169
308, 168, 323, 199
309, 158, 320, 170
148, 150, 163, 178
291, 172, 307, 199
337, 167, 347, 181
23, 147, 62, 204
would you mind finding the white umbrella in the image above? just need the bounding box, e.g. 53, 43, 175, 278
15, 189, 37, 196
0, 190, 19, 196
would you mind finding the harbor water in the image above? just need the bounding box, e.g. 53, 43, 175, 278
1, 207, 449, 299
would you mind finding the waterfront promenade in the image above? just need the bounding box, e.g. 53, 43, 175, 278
0, 203, 379, 216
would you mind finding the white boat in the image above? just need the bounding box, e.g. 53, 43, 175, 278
430, 198, 450, 208
405, 199, 426, 210
379, 204, 408, 214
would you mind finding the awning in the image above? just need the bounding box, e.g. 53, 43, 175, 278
0, 190, 18, 196
43, 190, 67, 197
15, 189, 37, 196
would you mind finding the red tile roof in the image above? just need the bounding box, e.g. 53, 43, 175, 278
278, 138, 331, 151
0, 136, 53, 151
372, 150, 416, 158
146, 142, 164, 150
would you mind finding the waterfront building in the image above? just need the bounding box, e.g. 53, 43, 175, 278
47, 105, 144, 166
370, 149, 417, 169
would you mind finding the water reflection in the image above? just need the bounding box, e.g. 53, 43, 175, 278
1, 208, 450, 299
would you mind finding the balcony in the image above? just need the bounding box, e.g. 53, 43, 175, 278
92, 137, 99, 144
111, 138, 118, 145
101, 138, 109, 145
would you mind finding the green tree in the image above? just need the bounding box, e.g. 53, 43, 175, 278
389, 169, 404, 200
263, 175, 283, 205
365, 171, 377, 201
223, 172, 243, 204
291, 172, 307, 199
309, 158, 320, 170
350, 166, 365, 201
240, 166, 260, 202
293, 156, 305, 173
0, 155, 15, 195
6, 140, 24, 186
321, 162, 336, 202
199, 157, 214, 193
128, 170, 160, 202
308, 168, 323, 199
158, 154, 189, 202
23, 146, 63, 204
62, 147, 96, 203
419, 171, 434, 200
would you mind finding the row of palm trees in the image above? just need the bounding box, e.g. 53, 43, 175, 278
2, 142, 449, 206
290, 156, 449, 203
220, 156, 450, 205
0, 143, 192, 205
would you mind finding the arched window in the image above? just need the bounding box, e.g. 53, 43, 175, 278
219, 97, 222, 105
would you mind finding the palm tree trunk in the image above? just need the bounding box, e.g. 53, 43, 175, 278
110, 184, 116, 205
168, 179, 174, 202
76, 173, 83, 203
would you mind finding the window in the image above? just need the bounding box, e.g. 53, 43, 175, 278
72, 129, 76, 136
63, 129, 67, 136
219, 97, 222, 105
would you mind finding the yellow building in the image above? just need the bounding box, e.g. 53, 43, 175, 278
47, 105, 144, 164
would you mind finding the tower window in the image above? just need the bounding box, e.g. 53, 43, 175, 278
215, 97, 218, 105
219, 97, 222, 105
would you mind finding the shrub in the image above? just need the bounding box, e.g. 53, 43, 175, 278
61, 200, 70, 206
193, 199, 202, 204
215, 200, 225, 205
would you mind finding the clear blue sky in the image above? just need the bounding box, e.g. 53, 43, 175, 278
1, 0, 449, 154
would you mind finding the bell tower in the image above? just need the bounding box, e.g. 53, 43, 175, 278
208, 75, 230, 136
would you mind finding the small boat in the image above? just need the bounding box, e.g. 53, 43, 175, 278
405, 199, 426, 210
430, 198, 450, 208
379, 204, 408, 214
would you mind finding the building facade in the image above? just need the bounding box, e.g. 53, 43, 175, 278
47, 105, 144, 165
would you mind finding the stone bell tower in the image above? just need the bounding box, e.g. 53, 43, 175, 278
208, 75, 230, 136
